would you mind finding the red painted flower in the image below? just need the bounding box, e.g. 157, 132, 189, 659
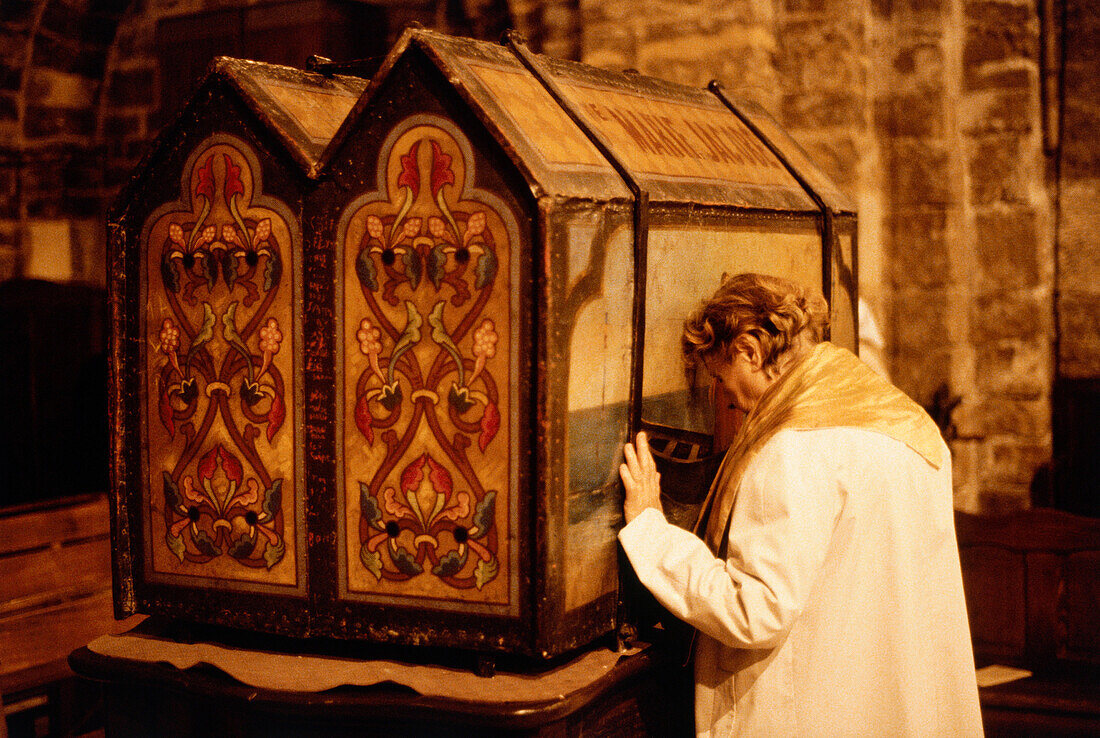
397, 141, 420, 196
195, 155, 216, 201
429, 140, 455, 196
224, 154, 245, 201
198, 444, 244, 487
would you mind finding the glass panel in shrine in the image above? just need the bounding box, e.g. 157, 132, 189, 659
562, 212, 634, 611
641, 221, 823, 435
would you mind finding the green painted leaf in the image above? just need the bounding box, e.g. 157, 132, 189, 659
192, 529, 221, 557
391, 545, 423, 576
360, 545, 383, 580
263, 539, 285, 569
471, 490, 496, 540
161, 253, 180, 293
432, 548, 467, 577
356, 248, 378, 291
166, 531, 186, 562
428, 301, 464, 385
474, 557, 498, 590
221, 250, 238, 290
360, 482, 382, 527
388, 302, 422, 382
221, 302, 248, 353
163, 471, 183, 512
427, 245, 446, 289
402, 247, 421, 289
263, 248, 282, 291
228, 531, 257, 559
202, 251, 217, 291
474, 246, 497, 290
189, 302, 216, 352
262, 479, 283, 521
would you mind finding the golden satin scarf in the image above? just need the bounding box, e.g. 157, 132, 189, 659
694, 341, 945, 553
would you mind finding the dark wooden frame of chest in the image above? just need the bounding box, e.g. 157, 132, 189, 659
108, 29, 858, 660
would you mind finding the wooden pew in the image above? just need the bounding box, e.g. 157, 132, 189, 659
0, 495, 142, 735
956, 508, 1100, 736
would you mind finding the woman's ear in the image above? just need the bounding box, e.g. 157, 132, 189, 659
733, 334, 765, 370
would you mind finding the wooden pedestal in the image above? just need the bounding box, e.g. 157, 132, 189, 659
68, 623, 693, 737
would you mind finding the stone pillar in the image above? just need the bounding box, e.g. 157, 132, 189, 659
1058, 1, 1100, 379
955, 0, 1052, 512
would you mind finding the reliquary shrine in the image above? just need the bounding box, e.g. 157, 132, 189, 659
108, 28, 857, 659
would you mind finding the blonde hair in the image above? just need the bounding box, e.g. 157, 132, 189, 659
681, 273, 830, 375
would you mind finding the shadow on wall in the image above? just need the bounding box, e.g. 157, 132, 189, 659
0, 279, 108, 509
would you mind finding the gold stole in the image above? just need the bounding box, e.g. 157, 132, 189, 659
694, 342, 945, 553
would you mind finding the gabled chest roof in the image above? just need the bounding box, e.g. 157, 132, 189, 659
320, 28, 853, 213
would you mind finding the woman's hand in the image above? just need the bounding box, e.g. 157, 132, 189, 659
620, 431, 663, 524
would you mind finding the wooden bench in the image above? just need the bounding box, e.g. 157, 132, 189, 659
956, 508, 1100, 736
0, 495, 143, 736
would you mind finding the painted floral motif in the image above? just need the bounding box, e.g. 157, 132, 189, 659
347, 124, 508, 592
359, 454, 497, 589
163, 445, 285, 569
148, 142, 291, 572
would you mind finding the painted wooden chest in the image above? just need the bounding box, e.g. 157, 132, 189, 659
109, 29, 857, 659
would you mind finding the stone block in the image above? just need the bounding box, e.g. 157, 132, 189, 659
1058, 291, 1100, 379
102, 113, 143, 140
970, 291, 1042, 343
969, 134, 1027, 205
975, 340, 1047, 400
0, 62, 22, 92
24, 105, 96, 139
0, 165, 17, 220
1062, 85, 1100, 172
1058, 181, 1100, 291
776, 19, 862, 92
889, 140, 952, 207
27, 68, 98, 108
781, 91, 863, 129
1, 0, 38, 29
0, 28, 29, 58
107, 66, 157, 108
31, 33, 107, 79
961, 89, 1036, 136
892, 43, 945, 90
0, 93, 15, 122
891, 347, 952, 407
0, 246, 17, 281
889, 209, 950, 288
892, 287, 949, 353
975, 207, 1039, 288
976, 486, 1030, 514
785, 0, 828, 11
973, 398, 1047, 438
965, 1, 1032, 31
982, 437, 1050, 487
963, 3, 1038, 91
949, 439, 981, 512
886, 91, 946, 138
1065, 0, 1100, 63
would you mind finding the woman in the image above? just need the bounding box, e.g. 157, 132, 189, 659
619, 274, 982, 736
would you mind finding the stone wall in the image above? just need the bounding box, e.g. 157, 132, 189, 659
1059, 1, 1100, 379
0, 0, 128, 284
580, 0, 1055, 512
0, 0, 1091, 512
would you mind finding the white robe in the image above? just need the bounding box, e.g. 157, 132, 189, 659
619, 427, 983, 737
